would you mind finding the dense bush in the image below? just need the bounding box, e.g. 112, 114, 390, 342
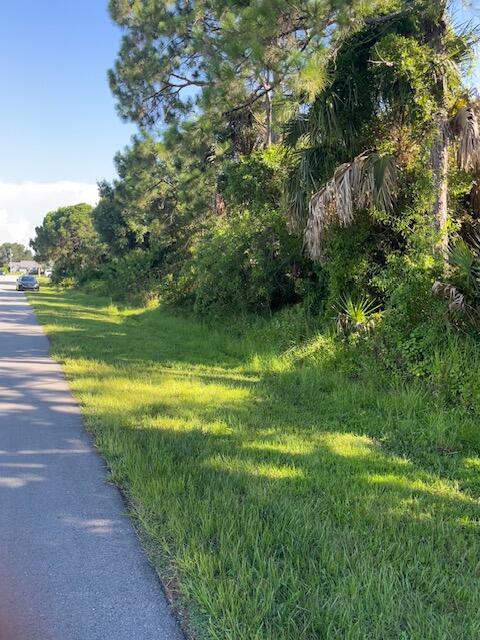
189, 206, 303, 315
82, 250, 162, 306
320, 212, 391, 313
219, 145, 287, 209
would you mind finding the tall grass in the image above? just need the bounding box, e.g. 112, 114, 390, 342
29, 286, 480, 640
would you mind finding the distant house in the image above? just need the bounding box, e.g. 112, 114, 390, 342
10, 260, 42, 274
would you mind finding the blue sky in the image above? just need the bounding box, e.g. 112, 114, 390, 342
0, 0, 136, 245
0, 0, 478, 246
0, 0, 134, 185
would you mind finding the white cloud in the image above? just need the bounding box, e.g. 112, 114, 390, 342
0, 181, 99, 248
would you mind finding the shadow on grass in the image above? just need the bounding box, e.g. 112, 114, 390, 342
29, 286, 480, 638
31, 291, 253, 369
31, 287, 480, 479
91, 417, 480, 639
31, 287, 480, 487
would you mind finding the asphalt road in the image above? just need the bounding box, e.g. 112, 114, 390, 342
0, 276, 183, 640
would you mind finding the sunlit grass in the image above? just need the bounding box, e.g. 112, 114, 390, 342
29, 286, 480, 640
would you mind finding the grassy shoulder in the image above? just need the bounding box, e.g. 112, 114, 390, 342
29, 285, 480, 640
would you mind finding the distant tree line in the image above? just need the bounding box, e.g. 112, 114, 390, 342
0, 243, 33, 267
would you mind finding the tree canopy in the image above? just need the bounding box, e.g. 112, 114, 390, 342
0, 243, 33, 266
32, 1, 480, 321
31, 203, 104, 282
108, 0, 403, 144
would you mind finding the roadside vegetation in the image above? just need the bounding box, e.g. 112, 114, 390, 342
28, 1, 480, 638
29, 285, 480, 639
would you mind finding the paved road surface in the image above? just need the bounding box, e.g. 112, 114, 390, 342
0, 276, 183, 640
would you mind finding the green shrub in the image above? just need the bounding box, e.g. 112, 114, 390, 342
428, 335, 480, 406
57, 276, 76, 289
219, 145, 287, 209
189, 206, 304, 316
320, 210, 399, 315
87, 249, 162, 305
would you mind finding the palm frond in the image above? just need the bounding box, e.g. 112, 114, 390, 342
432, 279, 480, 327
464, 228, 480, 257
432, 281, 466, 312
448, 236, 475, 275
284, 114, 310, 148
470, 179, 480, 216
369, 152, 397, 212
447, 233, 480, 298
451, 100, 480, 171
285, 166, 309, 231
305, 151, 397, 261
334, 293, 381, 336
309, 94, 341, 146
285, 146, 328, 231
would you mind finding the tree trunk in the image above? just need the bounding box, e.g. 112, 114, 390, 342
264, 84, 273, 147
430, 5, 449, 261
431, 117, 449, 256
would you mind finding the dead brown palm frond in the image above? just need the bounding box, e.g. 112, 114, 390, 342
450, 100, 480, 172
470, 178, 480, 217
432, 280, 480, 327
432, 281, 466, 312
305, 151, 397, 261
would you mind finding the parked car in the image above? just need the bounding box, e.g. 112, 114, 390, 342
16, 275, 40, 291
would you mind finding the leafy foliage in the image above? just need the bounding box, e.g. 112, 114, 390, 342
189, 206, 303, 315
431, 233, 480, 326
0, 243, 33, 266
31, 204, 104, 283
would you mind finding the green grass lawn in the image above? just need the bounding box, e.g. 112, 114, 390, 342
29, 286, 480, 640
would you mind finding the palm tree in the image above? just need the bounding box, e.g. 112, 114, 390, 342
305, 99, 480, 262
286, 1, 478, 262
